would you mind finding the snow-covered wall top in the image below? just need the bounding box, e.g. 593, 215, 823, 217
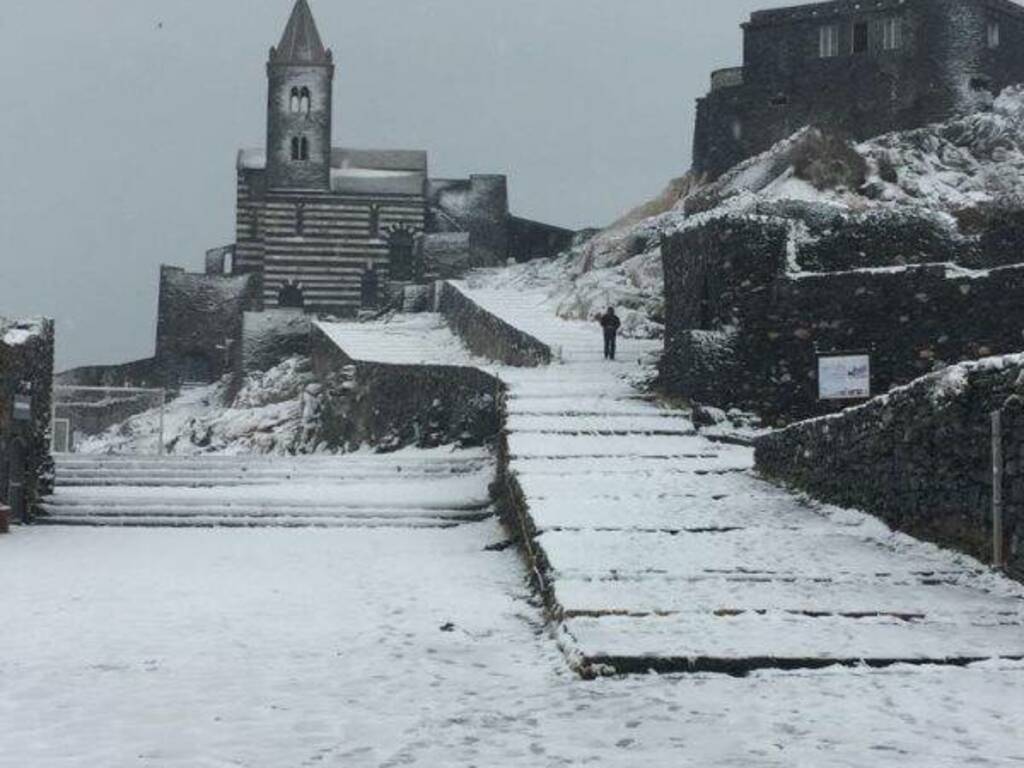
0, 317, 47, 349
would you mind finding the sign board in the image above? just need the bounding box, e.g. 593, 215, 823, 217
12, 395, 32, 421
818, 354, 871, 401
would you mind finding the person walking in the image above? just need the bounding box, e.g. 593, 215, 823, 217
599, 307, 622, 361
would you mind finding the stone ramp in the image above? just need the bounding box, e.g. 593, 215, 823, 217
43, 450, 495, 529
451, 275, 1024, 675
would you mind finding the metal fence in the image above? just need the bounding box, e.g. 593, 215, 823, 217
51, 386, 167, 456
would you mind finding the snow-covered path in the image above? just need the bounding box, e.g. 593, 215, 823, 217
454, 272, 1024, 672
2, 524, 1023, 767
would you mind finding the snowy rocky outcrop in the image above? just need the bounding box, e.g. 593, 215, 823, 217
540, 86, 1024, 339
77, 357, 323, 456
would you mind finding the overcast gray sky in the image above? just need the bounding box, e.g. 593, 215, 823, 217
0, 0, 768, 369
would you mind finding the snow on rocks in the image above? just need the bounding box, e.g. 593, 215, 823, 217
456, 269, 1024, 674
76, 357, 318, 457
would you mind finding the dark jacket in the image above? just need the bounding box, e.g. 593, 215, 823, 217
600, 312, 621, 334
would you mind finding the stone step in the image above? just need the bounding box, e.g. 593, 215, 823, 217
36, 514, 482, 529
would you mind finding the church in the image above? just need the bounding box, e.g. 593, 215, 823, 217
229, 0, 571, 315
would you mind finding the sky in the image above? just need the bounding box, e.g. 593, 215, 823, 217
0, 0, 769, 369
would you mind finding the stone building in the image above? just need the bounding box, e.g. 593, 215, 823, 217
232, 0, 572, 315
694, 0, 1024, 178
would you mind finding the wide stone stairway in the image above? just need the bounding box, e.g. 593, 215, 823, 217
42, 451, 494, 529
453, 273, 1024, 675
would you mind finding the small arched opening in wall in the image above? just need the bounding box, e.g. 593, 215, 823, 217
387, 227, 417, 282
277, 279, 306, 309
299, 87, 311, 115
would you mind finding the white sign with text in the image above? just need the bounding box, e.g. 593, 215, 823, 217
818, 354, 871, 401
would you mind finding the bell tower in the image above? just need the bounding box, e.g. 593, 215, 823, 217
266, 0, 334, 190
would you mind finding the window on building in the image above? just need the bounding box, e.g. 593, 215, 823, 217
290, 87, 300, 113
290, 137, 301, 161
988, 21, 1001, 49
882, 18, 902, 50
853, 22, 869, 53
299, 87, 311, 115
296, 203, 305, 235
368, 204, 381, 238
819, 25, 839, 58
300, 137, 309, 161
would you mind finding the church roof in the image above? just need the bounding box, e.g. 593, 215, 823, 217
271, 0, 331, 65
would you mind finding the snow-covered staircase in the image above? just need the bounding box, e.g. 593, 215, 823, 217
42, 451, 495, 529
451, 274, 1024, 675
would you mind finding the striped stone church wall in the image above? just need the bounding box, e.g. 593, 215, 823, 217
235, 173, 426, 314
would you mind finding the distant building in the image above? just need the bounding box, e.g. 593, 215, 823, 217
231, 0, 573, 315
694, 0, 1024, 178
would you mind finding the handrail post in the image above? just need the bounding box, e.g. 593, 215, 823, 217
993, 410, 1005, 570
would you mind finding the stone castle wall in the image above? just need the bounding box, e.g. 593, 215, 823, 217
155, 267, 259, 386
661, 213, 1024, 423
755, 355, 1024, 577
694, 0, 1024, 177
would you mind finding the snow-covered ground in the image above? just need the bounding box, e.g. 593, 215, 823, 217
317, 312, 484, 367
2, 524, 1022, 767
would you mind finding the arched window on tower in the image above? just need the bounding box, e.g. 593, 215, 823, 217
300, 137, 309, 161
290, 87, 301, 113
296, 203, 306, 235
299, 87, 311, 115
291, 137, 301, 161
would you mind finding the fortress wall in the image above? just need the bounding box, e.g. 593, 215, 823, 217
755, 354, 1024, 577
661, 215, 1024, 423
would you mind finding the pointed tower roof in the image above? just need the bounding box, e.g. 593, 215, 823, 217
270, 0, 332, 65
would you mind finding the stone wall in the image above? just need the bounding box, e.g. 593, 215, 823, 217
508, 217, 576, 263
0, 318, 55, 522
755, 354, 1024, 577
661, 213, 1024, 423
310, 325, 503, 451
56, 357, 160, 388
694, 0, 1024, 177
242, 310, 312, 374
155, 266, 259, 386
437, 281, 553, 367
427, 176, 510, 267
